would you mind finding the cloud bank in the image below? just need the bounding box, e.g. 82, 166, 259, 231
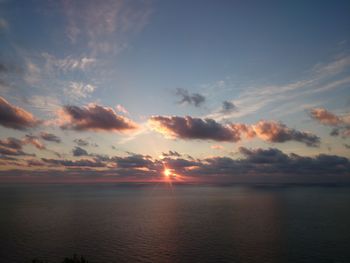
149, 116, 320, 147
1, 148, 348, 183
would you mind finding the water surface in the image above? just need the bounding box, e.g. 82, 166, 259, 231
0, 184, 349, 263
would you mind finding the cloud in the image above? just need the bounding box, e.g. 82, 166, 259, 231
0, 137, 23, 150
221, 101, 237, 113
112, 154, 154, 169
74, 138, 98, 147
0, 137, 30, 156
24, 96, 61, 114
0, 135, 48, 158
24, 135, 46, 150
149, 116, 319, 147
310, 107, 350, 137
310, 108, 343, 126
64, 82, 97, 100
42, 53, 96, 72
72, 146, 88, 157
61, 0, 152, 53
149, 116, 241, 141
206, 55, 350, 121
162, 151, 181, 157
175, 88, 206, 107
40, 132, 61, 143
0, 137, 40, 156
74, 138, 89, 147
0, 146, 29, 156
0, 97, 39, 130
42, 158, 105, 168
252, 120, 320, 147
190, 147, 350, 178
115, 104, 128, 114
57, 103, 138, 132
211, 145, 224, 150
3, 147, 347, 182
0, 18, 8, 30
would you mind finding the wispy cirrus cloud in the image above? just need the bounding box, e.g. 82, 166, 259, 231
207, 55, 350, 121
42, 53, 96, 72
62, 0, 152, 54
64, 82, 97, 100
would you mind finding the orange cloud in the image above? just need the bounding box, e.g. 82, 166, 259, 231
310, 108, 343, 126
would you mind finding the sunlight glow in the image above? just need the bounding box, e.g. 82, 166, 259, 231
164, 168, 171, 177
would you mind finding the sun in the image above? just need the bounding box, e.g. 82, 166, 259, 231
164, 168, 171, 177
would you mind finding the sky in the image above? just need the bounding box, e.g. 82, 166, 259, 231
0, 0, 349, 183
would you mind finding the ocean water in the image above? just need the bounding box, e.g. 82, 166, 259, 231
0, 183, 350, 263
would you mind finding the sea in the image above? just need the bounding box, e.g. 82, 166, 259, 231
0, 183, 349, 263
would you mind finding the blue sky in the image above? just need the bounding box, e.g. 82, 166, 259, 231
0, 0, 349, 182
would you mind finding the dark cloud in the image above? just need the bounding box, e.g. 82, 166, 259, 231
175, 88, 205, 107
162, 150, 181, 157
1, 147, 349, 182
193, 147, 350, 177
149, 116, 320, 147
40, 132, 61, 143
0, 96, 40, 130
72, 146, 88, 156
74, 138, 89, 146
149, 116, 241, 142
42, 158, 105, 168
330, 128, 340, 136
0, 136, 43, 156
58, 103, 138, 132
0, 146, 28, 156
253, 121, 320, 147
221, 101, 237, 113
0, 137, 23, 150
112, 154, 155, 169
24, 135, 46, 150
162, 157, 199, 172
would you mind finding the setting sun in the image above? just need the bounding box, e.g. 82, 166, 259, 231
164, 168, 171, 177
